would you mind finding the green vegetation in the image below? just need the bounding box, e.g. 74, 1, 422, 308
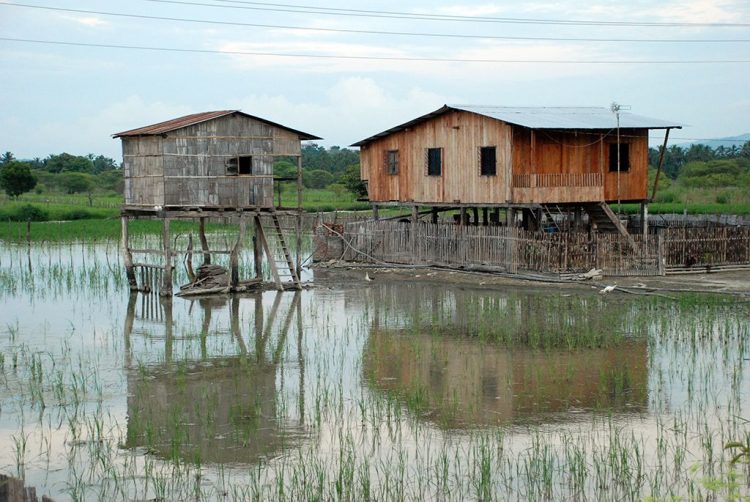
2, 139, 750, 231
649, 141, 750, 207
0, 160, 37, 198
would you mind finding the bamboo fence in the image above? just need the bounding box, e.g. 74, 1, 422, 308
341, 221, 662, 276
661, 226, 750, 271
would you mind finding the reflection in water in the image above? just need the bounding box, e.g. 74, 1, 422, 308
364, 329, 647, 428
360, 282, 648, 428
123, 291, 306, 464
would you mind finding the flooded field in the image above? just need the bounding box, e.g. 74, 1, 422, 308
1, 238, 750, 500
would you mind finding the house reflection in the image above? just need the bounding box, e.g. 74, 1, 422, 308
361, 282, 648, 428
123, 291, 306, 464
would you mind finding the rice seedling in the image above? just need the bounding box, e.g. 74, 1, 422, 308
2, 237, 750, 499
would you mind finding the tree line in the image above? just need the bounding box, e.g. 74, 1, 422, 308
0, 152, 123, 199
649, 140, 750, 180
3, 139, 747, 201
0, 146, 365, 199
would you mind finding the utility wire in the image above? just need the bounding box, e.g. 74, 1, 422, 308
149, 0, 750, 28
3, 37, 750, 64
5, 3, 749, 43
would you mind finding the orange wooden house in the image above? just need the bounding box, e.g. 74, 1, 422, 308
353, 105, 680, 234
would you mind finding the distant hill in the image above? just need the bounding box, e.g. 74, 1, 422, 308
677, 133, 750, 149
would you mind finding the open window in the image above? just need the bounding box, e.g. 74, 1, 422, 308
385, 150, 399, 175
226, 156, 253, 175
480, 146, 496, 176
226, 157, 238, 175
238, 156, 253, 175
426, 148, 442, 176
608, 144, 630, 172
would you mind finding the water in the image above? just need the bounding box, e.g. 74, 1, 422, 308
1, 240, 749, 500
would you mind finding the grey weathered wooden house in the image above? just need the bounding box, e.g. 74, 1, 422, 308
114, 110, 319, 211
115, 111, 320, 296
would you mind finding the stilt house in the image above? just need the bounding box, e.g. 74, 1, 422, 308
353, 105, 680, 234
114, 110, 320, 210
115, 111, 320, 295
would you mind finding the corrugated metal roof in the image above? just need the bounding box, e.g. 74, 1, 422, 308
351, 105, 681, 146
113, 110, 321, 140
451, 105, 682, 130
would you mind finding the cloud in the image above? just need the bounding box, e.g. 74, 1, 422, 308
227, 77, 453, 146
61, 15, 110, 28
651, 0, 746, 24
214, 38, 615, 82
428, 0, 749, 25
427, 4, 509, 17
1, 96, 193, 158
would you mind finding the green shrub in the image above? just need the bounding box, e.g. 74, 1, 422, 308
60, 209, 94, 220
656, 190, 677, 203
9, 204, 49, 222
716, 193, 731, 204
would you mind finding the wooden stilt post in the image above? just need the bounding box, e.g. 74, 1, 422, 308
121, 215, 138, 290
574, 206, 583, 231
432, 206, 439, 224
460, 207, 467, 227
162, 296, 173, 362
650, 128, 671, 202
185, 233, 195, 282
295, 291, 305, 423
253, 293, 264, 359
256, 215, 283, 290
199, 217, 211, 265
506, 207, 515, 227
230, 295, 247, 354
641, 202, 649, 238
411, 205, 418, 263
200, 298, 211, 359
230, 216, 246, 290
472, 207, 479, 226
296, 155, 303, 279
482, 208, 488, 226
161, 217, 172, 296
372, 205, 380, 221
253, 216, 263, 279
124, 292, 136, 368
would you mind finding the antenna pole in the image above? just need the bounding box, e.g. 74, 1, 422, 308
611, 102, 622, 213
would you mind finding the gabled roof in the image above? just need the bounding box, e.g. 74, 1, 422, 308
351, 105, 681, 146
113, 110, 321, 140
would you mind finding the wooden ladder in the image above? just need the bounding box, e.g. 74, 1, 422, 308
597, 202, 638, 252
255, 214, 301, 291
541, 204, 563, 232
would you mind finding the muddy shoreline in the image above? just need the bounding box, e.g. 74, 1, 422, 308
312, 262, 750, 297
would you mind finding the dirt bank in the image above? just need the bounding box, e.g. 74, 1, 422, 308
312, 262, 750, 297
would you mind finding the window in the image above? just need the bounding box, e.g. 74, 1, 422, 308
385, 150, 399, 175
226, 157, 238, 175
427, 148, 442, 176
226, 156, 253, 175
238, 156, 253, 175
608, 143, 630, 172
480, 146, 496, 176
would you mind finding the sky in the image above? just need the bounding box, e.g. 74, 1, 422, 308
1, 0, 749, 160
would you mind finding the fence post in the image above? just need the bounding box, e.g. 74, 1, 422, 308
657, 232, 665, 276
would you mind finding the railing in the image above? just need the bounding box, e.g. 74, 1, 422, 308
512, 173, 603, 188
